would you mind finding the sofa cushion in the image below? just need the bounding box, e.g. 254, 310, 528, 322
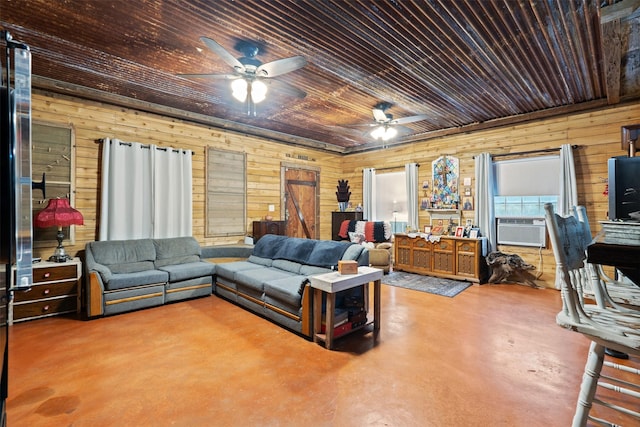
247, 255, 272, 267
158, 261, 215, 282
299, 265, 332, 276
252, 234, 289, 259
88, 239, 156, 271
273, 237, 317, 264
108, 261, 157, 275
263, 275, 307, 308
234, 267, 296, 293
104, 269, 169, 291
342, 244, 365, 262
153, 236, 201, 268
272, 259, 302, 274
306, 240, 351, 268
215, 261, 265, 281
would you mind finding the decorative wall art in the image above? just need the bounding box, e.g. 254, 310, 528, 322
431, 155, 459, 208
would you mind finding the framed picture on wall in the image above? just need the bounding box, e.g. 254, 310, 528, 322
462, 197, 474, 211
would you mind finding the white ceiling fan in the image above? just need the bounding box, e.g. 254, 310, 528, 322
178, 37, 307, 115
358, 102, 429, 141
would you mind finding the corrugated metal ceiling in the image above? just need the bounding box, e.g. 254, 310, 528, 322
1, 0, 638, 153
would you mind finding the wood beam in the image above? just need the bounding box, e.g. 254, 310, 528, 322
601, 18, 622, 104
600, 0, 640, 104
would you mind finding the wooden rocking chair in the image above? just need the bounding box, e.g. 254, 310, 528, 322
544, 203, 640, 426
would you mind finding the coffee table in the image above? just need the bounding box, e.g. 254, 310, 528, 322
309, 266, 383, 349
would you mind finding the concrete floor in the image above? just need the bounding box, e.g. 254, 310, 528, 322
6, 282, 637, 426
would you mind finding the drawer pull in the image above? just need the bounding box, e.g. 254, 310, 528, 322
43, 272, 51, 279
42, 289, 50, 296
42, 305, 50, 312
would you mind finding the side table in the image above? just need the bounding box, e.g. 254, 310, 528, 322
10, 257, 83, 324
309, 266, 383, 349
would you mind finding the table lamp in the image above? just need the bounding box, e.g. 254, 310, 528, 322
34, 197, 84, 262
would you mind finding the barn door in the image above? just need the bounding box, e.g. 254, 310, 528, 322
282, 165, 319, 239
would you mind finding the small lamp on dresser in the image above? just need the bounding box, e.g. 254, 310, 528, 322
34, 197, 84, 262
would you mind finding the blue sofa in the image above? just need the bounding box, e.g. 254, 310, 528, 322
211, 234, 369, 338
85, 236, 216, 317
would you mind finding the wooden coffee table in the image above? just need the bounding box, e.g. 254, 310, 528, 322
309, 266, 383, 349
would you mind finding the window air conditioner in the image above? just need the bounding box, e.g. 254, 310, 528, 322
496, 218, 547, 247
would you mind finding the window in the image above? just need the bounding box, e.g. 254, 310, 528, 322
493, 155, 559, 217
375, 171, 407, 233
32, 122, 75, 246
206, 147, 246, 237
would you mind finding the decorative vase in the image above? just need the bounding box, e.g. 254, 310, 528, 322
336, 179, 351, 212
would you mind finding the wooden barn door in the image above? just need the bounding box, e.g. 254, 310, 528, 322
282, 164, 319, 239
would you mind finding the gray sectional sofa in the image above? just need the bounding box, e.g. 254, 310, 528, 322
85, 236, 216, 317
211, 234, 369, 338
84, 234, 370, 339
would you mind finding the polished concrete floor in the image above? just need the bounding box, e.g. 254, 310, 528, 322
7, 282, 638, 426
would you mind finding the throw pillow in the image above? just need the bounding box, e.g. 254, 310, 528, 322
348, 231, 365, 244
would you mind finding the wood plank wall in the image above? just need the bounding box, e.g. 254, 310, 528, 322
341, 102, 640, 287
31, 89, 639, 288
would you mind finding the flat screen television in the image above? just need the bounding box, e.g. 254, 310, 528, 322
608, 156, 640, 221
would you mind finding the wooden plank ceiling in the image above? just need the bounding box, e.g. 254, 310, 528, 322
2, 0, 639, 153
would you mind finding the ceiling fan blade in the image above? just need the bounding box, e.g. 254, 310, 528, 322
177, 73, 242, 80
256, 56, 307, 78
265, 78, 307, 99
345, 123, 378, 128
390, 114, 429, 125
372, 108, 388, 122
200, 36, 245, 72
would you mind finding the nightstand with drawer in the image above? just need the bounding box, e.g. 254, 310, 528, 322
10, 258, 82, 324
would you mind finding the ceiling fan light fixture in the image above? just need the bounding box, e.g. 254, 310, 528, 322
371, 126, 397, 141
231, 78, 248, 102
251, 80, 268, 103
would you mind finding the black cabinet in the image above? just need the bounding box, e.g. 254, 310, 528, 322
331, 211, 364, 241
252, 220, 287, 243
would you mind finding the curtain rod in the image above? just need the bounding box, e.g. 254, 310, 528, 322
96, 138, 194, 155
373, 163, 420, 172
489, 144, 578, 159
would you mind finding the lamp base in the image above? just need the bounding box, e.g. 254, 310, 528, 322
49, 231, 71, 262
49, 254, 72, 263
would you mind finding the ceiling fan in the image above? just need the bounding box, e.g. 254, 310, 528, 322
178, 36, 307, 115
357, 102, 429, 141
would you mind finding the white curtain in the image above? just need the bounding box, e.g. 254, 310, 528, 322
363, 168, 376, 220
405, 163, 419, 231
99, 138, 192, 241
475, 153, 496, 251
152, 147, 193, 238
558, 144, 578, 216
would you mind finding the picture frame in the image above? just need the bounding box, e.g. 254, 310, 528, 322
424, 225, 432, 234
431, 225, 444, 236
455, 226, 465, 237
462, 196, 474, 211
469, 228, 480, 239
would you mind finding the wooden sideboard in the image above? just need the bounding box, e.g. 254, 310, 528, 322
394, 234, 488, 283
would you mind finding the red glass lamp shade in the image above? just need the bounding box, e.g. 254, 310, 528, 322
34, 198, 83, 262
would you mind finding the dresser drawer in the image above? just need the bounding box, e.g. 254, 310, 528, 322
31, 265, 78, 283
13, 296, 78, 321
13, 281, 78, 303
